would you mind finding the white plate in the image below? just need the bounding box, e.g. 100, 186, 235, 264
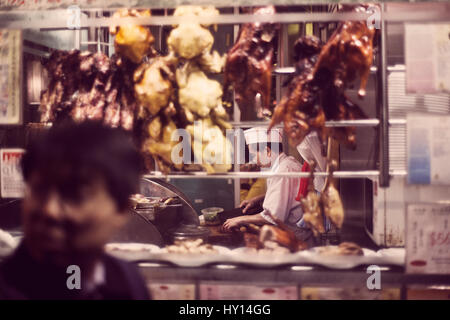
306, 247, 380, 269
154, 246, 232, 267
105, 242, 162, 261
0, 247, 15, 259
229, 247, 307, 267
0, 231, 20, 259
377, 248, 405, 266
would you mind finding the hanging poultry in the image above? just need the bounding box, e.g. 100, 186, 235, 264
176, 61, 224, 118
186, 118, 233, 174
224, 6, 278, 118
268, 36, 327, 147
167, 6, 225, 73
269, 5, 373, 150
167, 6, 216, 60
135, 6, 232, 174
320, 160, 344, 229
133, 56, 176, 117
109, 9, 154, 64
39, 50, 136, 131
311, 4, 377, 98
300, 161, 326, 237
141, 116, 183, 173
320, 85, 367, 150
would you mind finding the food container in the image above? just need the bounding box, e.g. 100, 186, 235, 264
201, 207, 224, 226
169, 224, 210, 243
130, 195, 182, 222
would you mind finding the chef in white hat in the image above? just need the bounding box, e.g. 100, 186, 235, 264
222, 127, 305, 234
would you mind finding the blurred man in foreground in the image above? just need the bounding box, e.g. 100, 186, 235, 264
0, 121, 150, 299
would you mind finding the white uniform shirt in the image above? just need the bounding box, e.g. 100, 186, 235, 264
260, 153, 303, 226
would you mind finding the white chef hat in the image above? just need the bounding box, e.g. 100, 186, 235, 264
244, 127, 283, 145
296, 131, 326, 170
297, 132, 327, 192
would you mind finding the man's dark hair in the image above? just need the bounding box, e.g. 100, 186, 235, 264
21, 121, 142, 211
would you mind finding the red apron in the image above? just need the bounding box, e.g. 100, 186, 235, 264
295, 161, 310, 202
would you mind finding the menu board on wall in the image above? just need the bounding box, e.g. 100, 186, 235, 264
405, 23, 450, 94
0, 148, 25, 198
0, 30, 22, 125
406, 203, 450, 274
407, 113, 450, 185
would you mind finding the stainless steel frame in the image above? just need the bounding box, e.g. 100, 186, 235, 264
378, 3, 390, 187
6, 4, 447, 184
2, 9, 450, 29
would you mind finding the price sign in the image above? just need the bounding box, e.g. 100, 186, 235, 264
407, 113, 450, 185
0, 148, 25, 198
199, 282, 298, 300
406, 203, 450, 274
0, 29, 22, 125
147, 283, 196, 300
405, 23, 450, 94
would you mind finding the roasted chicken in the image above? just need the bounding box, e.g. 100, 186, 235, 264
300, 161, 326, 237
176, 62, 223, 118
320, 160, 344, 229
109, 9, 154, 64
186, 118, 233, 174
142, 116, 183, 172
268, 36, 326, 147
312, 5, 377, 98
240, 212, 308, 252
269, 5, 372, 150
259, 224, 307, 252
134, 56, 175, 116
167, 6, 225, 74
317, 242, 363, 256
224, 6, 278, 118
134, 6, 231, 174
321, 87, 366, 150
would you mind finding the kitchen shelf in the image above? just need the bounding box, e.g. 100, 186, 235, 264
274, 66, 379, 75
1, 9, 450, 30
138, 263, 450, 287
143, 170, 407, 180
0, 0, 446, 12
231, 119, 406, 128
274, 65, 405, 75
26, 119, 405, 129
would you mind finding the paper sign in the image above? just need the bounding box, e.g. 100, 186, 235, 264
0, 29, 22, 125
301, 287, 401, 300
407, 287, 450, 300
199, 282, 298, 300
147, 283, 196, 300
0, 0, 100, 10
406, 203, 450, 274
407, 113, 450, 185
1, 149, 25, 198
405, 23, 450, 94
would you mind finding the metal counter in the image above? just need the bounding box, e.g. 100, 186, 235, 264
138, 263, 450, 287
